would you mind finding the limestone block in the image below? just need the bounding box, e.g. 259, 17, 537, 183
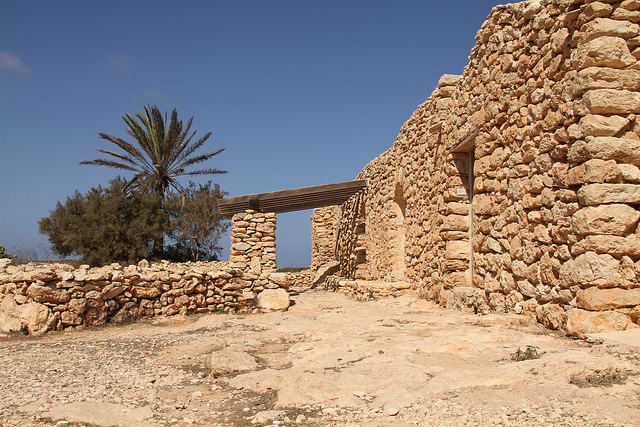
580, 89, 640, 115
536, 303, 566, 330
578, 183, 640, 205
579, 114, 629, 137
445, 240, 469, 260
574, 67, 640, 93
572, 204, 640, 235
60, 311, 82, 327
441, 231, 468, 240
620, 164, 640, 182
257, 289, 290, 311
231, 242, 252, 253
249, 257, 261, 275
472, 194, 495, 215
561, 252, 624, 289
511, 260, 528, 279
569, 137, 640, 166
26, 284, 70, 304
581, 18, 640, 42
481, 237, 502, 253
445, 287, 488, 314
571, 37, 636, 69
312, 260, 339, 287
571, 235, 640, 258
267, 272, 289, 289
577, 287, 640, 310
614, 8, 640, 22
441, 215, 469, 232
581, 2, 614, 22
517, 279, 537, 298
551, 27, 570, 52
0, 295, 22, 333
438, 74, 461, 86
442, 271, 470, 289
256, 222, 276, 234
565, 308, 632, 337
18, 302, 52, 336
446, 202, 470, 215
131, 286, 162, 299
67, 298, 87, 315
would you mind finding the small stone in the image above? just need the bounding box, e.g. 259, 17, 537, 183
385, 406, 400, 416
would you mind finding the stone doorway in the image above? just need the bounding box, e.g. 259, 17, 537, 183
389, 179, 407, 280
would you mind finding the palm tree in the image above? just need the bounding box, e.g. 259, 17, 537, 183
81, 105, 227, 258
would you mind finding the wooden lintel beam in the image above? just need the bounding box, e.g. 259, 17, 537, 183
218, 179, 368, 218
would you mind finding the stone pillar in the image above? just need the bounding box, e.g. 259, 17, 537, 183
229, 210, 278, 291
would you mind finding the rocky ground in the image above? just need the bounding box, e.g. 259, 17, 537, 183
1, 288, 639, 427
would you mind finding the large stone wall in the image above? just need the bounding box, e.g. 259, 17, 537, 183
316, 0, 640, 336
0, 257, 290, 336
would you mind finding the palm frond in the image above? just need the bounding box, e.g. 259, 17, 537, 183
177, 148, 226, 170
80, 159, 139, 172
182, 168, 228, 176
84, 104, 225, 199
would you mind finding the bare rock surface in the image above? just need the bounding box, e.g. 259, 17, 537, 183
1, 289, 639, 426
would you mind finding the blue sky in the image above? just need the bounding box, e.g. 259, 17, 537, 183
1, 0, 499, 267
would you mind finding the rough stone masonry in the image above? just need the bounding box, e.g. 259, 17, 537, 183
312, 0, 640, 337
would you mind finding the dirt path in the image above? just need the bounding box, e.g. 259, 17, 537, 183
1, 289, 639, 426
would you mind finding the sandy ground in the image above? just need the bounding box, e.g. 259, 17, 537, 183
1, 289, 639, 427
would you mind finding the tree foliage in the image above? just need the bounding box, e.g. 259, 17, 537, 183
167, 181, 229, 261
81, 105, 227, 257
39, 177, 229, 267
0, 245, 15, 260
38, 177, 162, 266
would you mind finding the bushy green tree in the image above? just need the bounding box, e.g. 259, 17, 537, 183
167, 181, 229, 261
81, 105, 227, 258
39, 177, 162, 266
39, 177, 229, 266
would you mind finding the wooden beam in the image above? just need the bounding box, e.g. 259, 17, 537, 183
218, 179, 367, 218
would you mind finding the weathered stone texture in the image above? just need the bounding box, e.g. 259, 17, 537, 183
0, 250, 291, 335
312, 0, 640, 335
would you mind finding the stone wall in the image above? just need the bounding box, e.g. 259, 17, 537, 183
310, 206, 339, 270
315, 0, 640, 336
0, 257, 290, 336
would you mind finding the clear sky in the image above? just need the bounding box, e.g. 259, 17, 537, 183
1, 0, 500, 267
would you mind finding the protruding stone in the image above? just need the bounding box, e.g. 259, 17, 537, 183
26, 284, 70, 304
565, 308, 633, 337
560, 252, 623, 288
579, 89, 640, 115
572, 204, 640, 235
438, 74, 461, 86
568, 136, 640, 166
577, 287, 640, 310
575, 37, 635, 70
578, 114, 630, 137
578, 183, 640, 205
312, 261, 340, 287
581, 18, 640, 42
257, 289, 290, 311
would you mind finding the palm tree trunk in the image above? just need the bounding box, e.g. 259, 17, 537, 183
152, 190, 165, 260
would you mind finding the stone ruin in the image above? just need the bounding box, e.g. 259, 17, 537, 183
311, 0, 640, 337
3, 0, 640, 338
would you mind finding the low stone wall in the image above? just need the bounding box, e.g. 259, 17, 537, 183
0, 258, 289, 336
322, 276, 414, 301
